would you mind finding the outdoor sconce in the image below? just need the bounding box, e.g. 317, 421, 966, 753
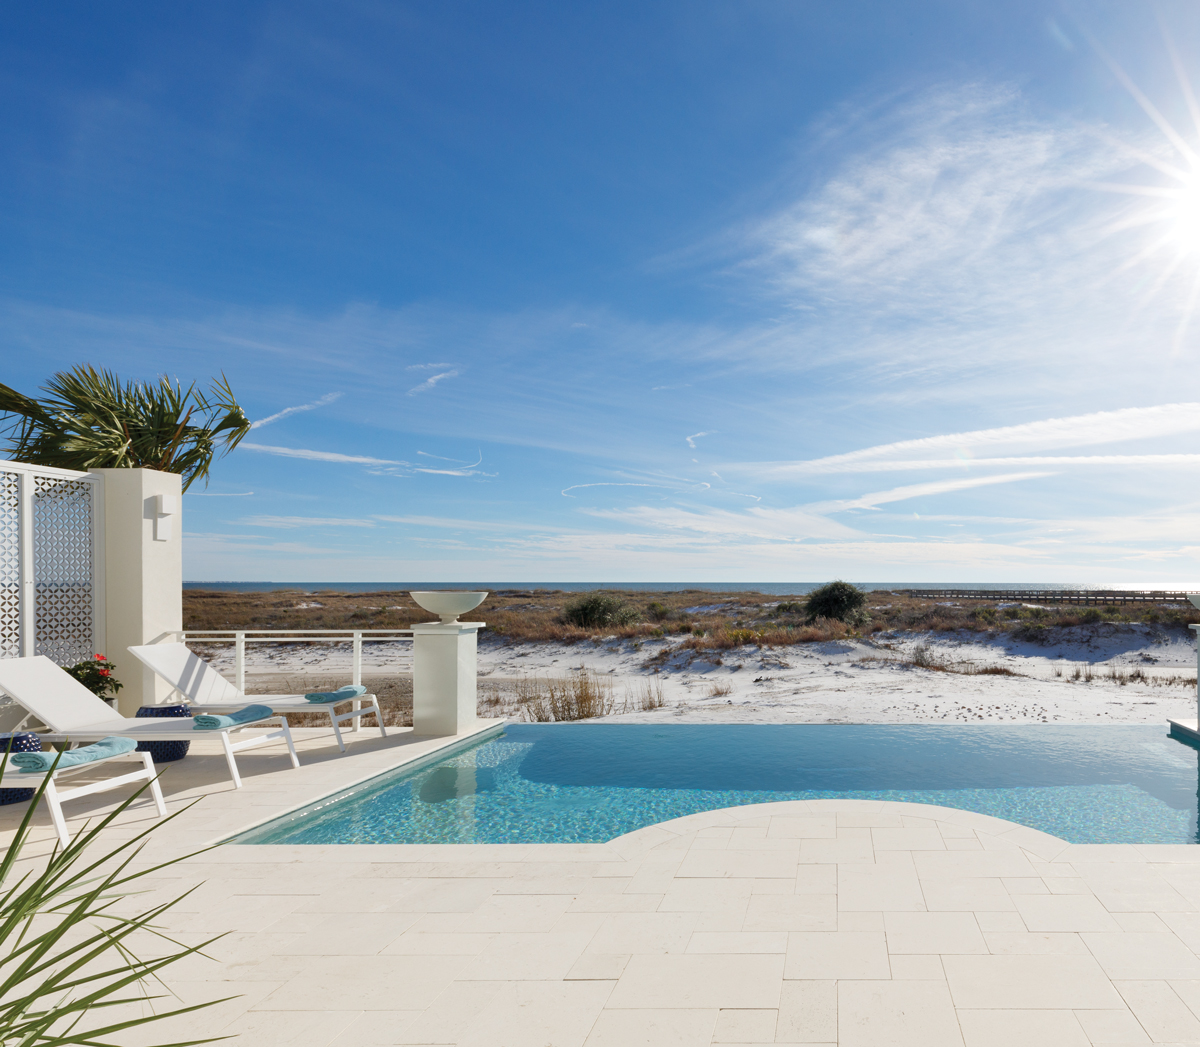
153, 493, 178, 542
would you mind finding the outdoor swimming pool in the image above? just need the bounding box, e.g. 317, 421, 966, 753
233, 723, 1200, 846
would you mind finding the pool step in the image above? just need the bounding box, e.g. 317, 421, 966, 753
1168, 718, 1200, 744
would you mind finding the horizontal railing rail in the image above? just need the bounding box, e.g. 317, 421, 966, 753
176, 628, 415, 692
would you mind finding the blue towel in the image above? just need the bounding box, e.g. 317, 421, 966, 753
192, 704, 273, 731
304, 684, 367, 704
13, 736, 138, 774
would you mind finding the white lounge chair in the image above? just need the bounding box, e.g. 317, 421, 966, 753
1, 746, 167, 846
127, 643, 388, 753
0, 656, 299, 789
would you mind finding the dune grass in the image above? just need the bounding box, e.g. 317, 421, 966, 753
185, 587, 1200, 650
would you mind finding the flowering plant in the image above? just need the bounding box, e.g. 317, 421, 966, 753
63, 654, 123, 703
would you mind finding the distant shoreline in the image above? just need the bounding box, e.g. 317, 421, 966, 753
181, 580, 1185, 595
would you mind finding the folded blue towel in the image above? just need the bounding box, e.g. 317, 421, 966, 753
305, 684, 367, 704
13, 736, 138, 773
192, 704, 274, 731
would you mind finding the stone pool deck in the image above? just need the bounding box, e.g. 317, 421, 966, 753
5, 727, 1200, 1045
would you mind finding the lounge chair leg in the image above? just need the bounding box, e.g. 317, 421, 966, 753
141, 753, 168, 817
280, 721, 300, 768
372, 701, 387, 739
220, 732, 244, 788
330, 710, 346, 752
42, 777, 70, 847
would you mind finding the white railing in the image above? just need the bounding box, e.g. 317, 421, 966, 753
178, 628, 415, 693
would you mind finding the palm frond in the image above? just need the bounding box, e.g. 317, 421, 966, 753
0, 365, 251, 491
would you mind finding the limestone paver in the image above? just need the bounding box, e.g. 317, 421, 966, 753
784, 932, 891, 980
776, 978, 838, 1041
837, 980, 964, 1046
1114, 980, 1200, 1042
883, 911, 988, 954
943, 954, 1125, 1009
9, 734, 1200, 1045
956, 1008, 1090, 1046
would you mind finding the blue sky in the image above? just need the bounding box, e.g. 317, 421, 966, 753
4, 1, 1200, 583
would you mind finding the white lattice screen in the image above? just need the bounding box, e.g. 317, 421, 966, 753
0, 461, 100, 666
0, 471, 19, 660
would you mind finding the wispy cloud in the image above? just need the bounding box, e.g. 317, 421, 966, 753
251, 391, 343, 429
413, 451, 488, 477
239, 442, 406, 466
372, 514, 553, 531
242, 516, 376, 528
585, 504, 860, 541
562, 482, 676, 498
685, 431, 715, 449
406, 362, 454, 370
805, 472, 1052, 512
749, 85, 1121, 312
407, 369, 459, 395
186, 491, 255, 497
739, 404, 1200, 477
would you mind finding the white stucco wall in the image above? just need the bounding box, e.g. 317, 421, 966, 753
93, 468, 182, 715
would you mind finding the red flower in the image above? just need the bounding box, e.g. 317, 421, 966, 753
98, 669, 111, 676
94, 654, 106, 661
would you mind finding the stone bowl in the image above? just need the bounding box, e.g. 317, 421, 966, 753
410, 591, 489, 624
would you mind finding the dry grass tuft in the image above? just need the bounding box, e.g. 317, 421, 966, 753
517, 672, 616, 722
706, 681, 733, 697
859, 645, 1021, 678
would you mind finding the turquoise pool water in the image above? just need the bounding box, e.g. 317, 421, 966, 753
232, 724, 1200, 846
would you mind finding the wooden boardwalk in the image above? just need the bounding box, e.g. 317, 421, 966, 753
896, 589, 1196, 605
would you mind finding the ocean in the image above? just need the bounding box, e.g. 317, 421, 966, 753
181, 581, 1171, 595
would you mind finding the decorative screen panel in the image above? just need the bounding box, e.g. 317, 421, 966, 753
0, 470, 18, 659
32, 474, 93, 666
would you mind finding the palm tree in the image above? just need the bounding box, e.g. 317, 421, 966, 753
0, 366, 251, 491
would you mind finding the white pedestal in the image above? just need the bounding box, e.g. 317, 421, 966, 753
1192, 625, 1200, 726
411, 621, 483, 736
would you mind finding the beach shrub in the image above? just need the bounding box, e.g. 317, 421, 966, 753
776, 601, 805, 615
1079, 607, 1103, 624
726, 628, 759, 646
804, 581, 867, 623
562, 593, 640, 629
645, 600, 671, 622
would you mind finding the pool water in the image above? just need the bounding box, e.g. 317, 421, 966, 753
233, 724, 1200, 846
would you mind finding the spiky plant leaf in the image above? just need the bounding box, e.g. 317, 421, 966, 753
0, 746, 236, 1045
0, 366, 250, 491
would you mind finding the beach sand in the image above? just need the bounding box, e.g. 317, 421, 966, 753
202, 621, 1199, 725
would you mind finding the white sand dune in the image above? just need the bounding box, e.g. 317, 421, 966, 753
202, 621, 1199, 725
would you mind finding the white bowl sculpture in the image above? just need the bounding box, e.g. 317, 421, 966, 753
410, 591, 489, 624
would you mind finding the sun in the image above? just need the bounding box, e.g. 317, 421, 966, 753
1165, 174, 1200, 252
1086, 34, 1200, 345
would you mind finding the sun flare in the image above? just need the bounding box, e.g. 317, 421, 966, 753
1167, 175, 1200, 251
